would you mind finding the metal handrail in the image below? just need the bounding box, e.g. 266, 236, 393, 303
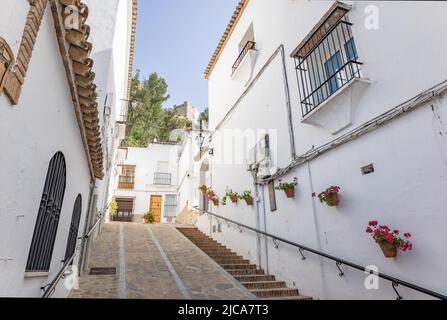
194, 207, 447, 300
41, 218, 102, 298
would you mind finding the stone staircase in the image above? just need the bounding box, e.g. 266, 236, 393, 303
177, 227, 312, 300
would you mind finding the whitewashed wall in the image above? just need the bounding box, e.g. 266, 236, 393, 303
199, 0, 447, 299
113, 145, 179, 222
0, 5, 92, 297
84, 0, 133, 215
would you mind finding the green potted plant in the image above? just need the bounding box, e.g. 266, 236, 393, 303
223, 187, 239, 204
366, 221, 413, 258
275, 177, 298, 198
110, 199, 118, 220
239, 190, 254, 206
143, 212, 155, 224
313, 186, 341, 207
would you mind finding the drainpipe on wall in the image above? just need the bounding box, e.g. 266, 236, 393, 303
259, 184, 269, 274
251, 169, 263, 269
78, 179, 96, 277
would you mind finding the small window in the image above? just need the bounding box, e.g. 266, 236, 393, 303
292, 3, 362, 117
344, 38, 358, 61
232, 23, 256, 74
26, 152, 67, 272
64, 195, 82, 263
324, 51, 343, 94
118, 165, 135, 189
164, 194, 178, 218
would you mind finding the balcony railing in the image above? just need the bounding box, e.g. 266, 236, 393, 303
232, 40, 256, 74
153, 172, 171, 185
294, 18, 362, 117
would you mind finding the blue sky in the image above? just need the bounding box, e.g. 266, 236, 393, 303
133, 0, 239, 112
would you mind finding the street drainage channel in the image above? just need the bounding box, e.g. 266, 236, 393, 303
89, 267, 117, 275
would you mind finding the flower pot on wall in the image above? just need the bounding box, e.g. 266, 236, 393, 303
230, 195, 238, 203
284, 188, 295, 199
207, 191, 215, 198
378, 242, 397, 258
244, 196, 253, 206
326, 193, 340, 207
211, 198, 219, 206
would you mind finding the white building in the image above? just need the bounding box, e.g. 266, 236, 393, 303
112, 143, 179, 223
196, 0, 447, 300
0, 0, 136, 297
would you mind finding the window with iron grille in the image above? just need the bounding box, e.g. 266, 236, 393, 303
118, 165, 135, 189
26, 152, 66, 272
164, 194, 177, 218
154, 172, 171, 185
64, 194, 82, 263
292, 4, 362, 117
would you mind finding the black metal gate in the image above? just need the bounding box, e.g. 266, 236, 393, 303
26, 152, 67, 272
64, 194, 82, 262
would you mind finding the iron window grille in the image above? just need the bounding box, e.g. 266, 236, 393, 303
164, 194, 178, 217
153, 172, 171, 185
64, 194, 82, 263
232, 40, 256, 74
118, 165, 135, 189
26, 152, 67, 272
293, 11, 362, 117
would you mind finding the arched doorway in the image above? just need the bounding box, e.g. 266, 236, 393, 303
64, 194, 82, 263
26, 152, 67, 272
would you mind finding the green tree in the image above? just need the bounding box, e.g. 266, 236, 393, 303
125, 71, 191, 146
199, 107, 209, 123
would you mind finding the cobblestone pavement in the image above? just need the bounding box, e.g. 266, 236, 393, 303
69, 223, 256, 300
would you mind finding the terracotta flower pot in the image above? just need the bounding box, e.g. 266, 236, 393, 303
207, 191, 215, 198
325, 193, 340, 207
284, 187, 295, 198
378, 242, 397, 258
244, 196, 253, 206
230, 195, 238, 203
211, 198, 219, 206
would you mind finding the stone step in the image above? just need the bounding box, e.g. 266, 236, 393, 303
197, 244, 227, 249
207, 253, 238, 258
201, 249, 230, 253
234, 274, 276, 282
177, 226, 312, 300
189, 238, 217, 242
191, 242, 220, 247
221, 264, 257, 270
226, 269, 265, 276
213, 258, 249, 264
241, 281, 286, 290
251, 288, 300, 298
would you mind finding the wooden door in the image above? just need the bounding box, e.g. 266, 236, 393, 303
149, 195, 162, 223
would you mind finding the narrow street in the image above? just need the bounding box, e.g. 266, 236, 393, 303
69, 223, 256, 300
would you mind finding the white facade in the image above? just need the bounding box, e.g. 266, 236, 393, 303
0, 0, 134, 297
197, 0, 447, 300
113, 144, 179, 223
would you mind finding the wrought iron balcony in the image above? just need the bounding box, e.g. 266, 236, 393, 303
232, 41, 256, 74
293, 17, 362, 117
153, 172, 171, 185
